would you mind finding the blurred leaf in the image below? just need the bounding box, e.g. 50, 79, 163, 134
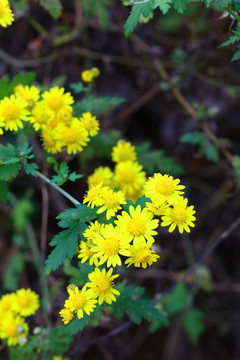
233, 155, 240, 182
182, 308, 205, 344
69, 313, 91, 335
173, 0, 187, 13
36, 0, 62, 18
48, 325, 73, 354
74, 95, 125, 116
124, 3, 152, 37
3, 253, 25, 291
162, 283, 189, 316
180, 131, 205, 145
12, 195, 33, 232
63, 260, 94, 285
69, 82, 85, 94
194, 265, 212, 292
0, 181, 9, 202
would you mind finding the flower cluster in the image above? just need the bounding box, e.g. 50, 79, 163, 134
0, 288, 39, 346
0, 84, 99, 154
0, 0, 14, 28
81, 67, 100, 83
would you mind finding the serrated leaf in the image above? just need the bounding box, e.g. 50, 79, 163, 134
57, 204, 99, 228
37, 0, 62, 18
173, 0, 187, 13
68, 172, 83, 182
162, 283, 189, 316
24, 163, 39, 176
157, 0, 172, 14
124, 3, 152, 37
0, 181, 9, 202
69, 82, 85, 94
74, 96, 125, 116
180, 131, 205, 145
69, 313, 91, 335
202, 143, 219, 163
182, 308, 205, 344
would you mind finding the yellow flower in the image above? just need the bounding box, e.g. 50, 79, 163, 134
115, 205, 159, 244
125, 239, 160, 269
161, 197, 196, 233
0, 293, 16, 314
86, 268, 120, 305
57, 118, 89, 154
0, 0, 14, 28
97, 187, 126, 220
87, 166, 114, 188
146, 196, 169, 216
91, 224, 131, 267
14, 84, 40, 107
144, 173, 185, 204
42, 87, 74, 113
112, 140, 137, 163
81, 70, 94, 83
0, 95, 29, 131
41, 126, 62, 154
80, 112, 99, 137
13, 288, 39, 317
29, 101, 55, 131
83, 220, 104, 241
64, 286, 97, 319
114, 161, 146, 198
83, 183, 104, 208
56, 107, 73, 125
1, 313, 28, 346
59, 307, 74, 324
91, 67, 100, 78
78, 240, 99, 266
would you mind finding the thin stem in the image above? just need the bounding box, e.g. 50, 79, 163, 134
36, 171, 80, 206
226, 7, 240, 23
132, 0, 151, 4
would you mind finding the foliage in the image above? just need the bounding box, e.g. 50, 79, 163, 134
35, 0, 62, 19
47, 157, 83, 186
182, 308, 205, 344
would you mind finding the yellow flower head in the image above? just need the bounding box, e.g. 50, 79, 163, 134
80, 112, 99, 137
83, 183, 104, 208
13, 288, 39, 317
41, 126, 62, 154
64, 286, 97, 319
59, 307, 74, 324
115, 205, 159, 244
56, 107, 73, 125
86, 268, 120, 305
57, 118, 89, 154
125, 239, 160, 269
144, 173, 185, 204
0, 95, 29, 131
161, 197, 196, 233
29, 101, 55, 131
42, 87, 74, 113
1, 313, 28, 346
112, 140, 137, 163
87, 166, 114, 188
78, 239, 99, 266
81, 70, 94, 83
0, 293, 16, 314
83, 220, 104, 241
91, 67, 100, 78
0, 0, 14, 28
97, 187, 126, 220
146, 196, 169, 216
114, 161, 146, 198
91, 224, 131, 267
14, 84, 40, 107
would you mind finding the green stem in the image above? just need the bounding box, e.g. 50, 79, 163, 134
226, 7, 240, 23
36, 171, 80, 206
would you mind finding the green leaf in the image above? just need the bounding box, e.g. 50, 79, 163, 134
23, 163, 39, 176
0, 181, 9, 202
180, 131, 205, 145
182, 308, 205, 344
173, 0, 187, 13
0, 143, 21, 181
69, 313, 91, 335
57, 204, 99, 229
49, 325, 73, 354
12, 195, 33, 232
63, 261, 94, 285
3, 252, 25, 291
161, 283, 189, 316
124, 3, 152, 37
202, 143, 219, 163
156, 0, 172, 14
74, 96, 125, 116
37, 0, 62, 18
69, 82, 85, 94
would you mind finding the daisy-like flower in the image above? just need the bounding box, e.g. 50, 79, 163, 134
125, 239, 160, 269
41, 126, 62, 154
13, 288, 39, 317
1, 313, 28, 346
83, 183, 104, 208
59, 307, 74, 324
86, 268, 120, 305
114, 161, 146, 198
29, 101, 55, 131
42, 87, 74, 114
80, 112, 99, 137
14, 84, 40, 107
55, 107, 73, 125
91, 224, 131, 267
91, 67, 100, 78
112, 140, 137, 163
97, 187, 126, 220
58, 118, 89, 154
0, 95, 29, 131
115, 205, 159, 244
87, 166, 114, 188
0, 293, 16, 314
161, 197, 196, 233
144, 173, 185, 204
78, 240, 99, 266
0, 0, 14, 28
146, 196, 169, 216
81, 70, 94, 83
64, 286, 97, 319
83, 220, 104, 241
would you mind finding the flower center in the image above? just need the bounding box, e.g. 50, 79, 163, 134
119, 170, 134, 184
6, 324, 17, 338
172, 208, 187, 225
65, 130, 77, 144
135, 248, 151, 263
155, 178, 175, 196
18, 294, 31, 308
72, 293, 85, 309
4, 104, 16, 119
48, 95, 62, 110
102, 237, 120, 256
127, 216, 146, 236
96, 277, 110, 291
37, 112, 49, 123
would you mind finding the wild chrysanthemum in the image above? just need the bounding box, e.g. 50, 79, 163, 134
0, 95, 29, 131
97, 187, 126, 220
86, 268, 120, 305
115, 205, 159, 244
146, 196, 169, 216
13, 288, 39, 317
114, 161, 146, 199
83, 183, 104, 208
59, 307, 74, 324
0, 0, 14, 28
41, 126, 62, 154
80, 112, 99, 137
55, 107, 73, 126
125, 239, 160, 268
81, 70, 94, 82
78, 240, 99, 266
112, 140, 137, 163
91, 67, 100, 78
14, 84, 40, 107
29, 101, 55, 131
91, 224, 131, 267
64, 286, 97, 319
42, 87, 74, 114
57, 118, 89, 154
0, 293, 16, 314
87, 166, 114, 188
144, 173, 185, 204
1, 313, 28, 346
83, 220, 104, 241
161, 197, 196, 233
